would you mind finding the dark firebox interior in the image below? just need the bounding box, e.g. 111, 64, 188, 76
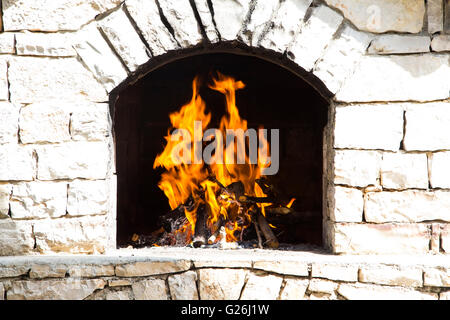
114, 53, 328, 248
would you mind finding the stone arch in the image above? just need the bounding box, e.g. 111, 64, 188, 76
74, 0, 371, 101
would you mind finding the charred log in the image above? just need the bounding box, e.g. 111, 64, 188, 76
193, 203, 209, 248
257, 211, 279, 249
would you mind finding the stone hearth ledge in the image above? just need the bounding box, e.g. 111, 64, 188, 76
1, 248, 449, 300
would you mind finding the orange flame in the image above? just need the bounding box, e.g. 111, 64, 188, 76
154, 73, 270, 245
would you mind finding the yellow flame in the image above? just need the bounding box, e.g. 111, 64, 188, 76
154, 73, 270, 244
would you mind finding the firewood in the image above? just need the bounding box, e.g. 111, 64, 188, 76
218, 226, 238, 249
208, 215, 225, 244
257, 211, 279, 249
158, 196, 195, 232
253, 220, 263, 249
192, 203, 209, 248
265, 206, 293, 215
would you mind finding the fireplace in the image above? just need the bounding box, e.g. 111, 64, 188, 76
113, 52, 328, 249
0, 0, 449, 301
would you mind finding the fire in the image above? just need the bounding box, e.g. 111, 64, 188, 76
153, 73, 272, 246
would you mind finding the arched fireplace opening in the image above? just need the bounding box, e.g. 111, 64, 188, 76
113, 52, 328, 249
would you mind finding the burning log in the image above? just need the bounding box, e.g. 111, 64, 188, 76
158, 207, 186, 233
208, 215, 225, 244
218, 226, 238, 250
257, 211, 279, 249
192, 203, 209, 248
158, 196, 195, 232
253, 220, 263, 249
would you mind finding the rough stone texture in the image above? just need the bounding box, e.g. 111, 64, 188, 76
132, 278, 169, 300
308, 279, 339, 294
74, 24, 128, 93
366, 189, 450, 224
33, 216, 110, 254
329, 186, 363, 222
199, 268, 248, 300
0, 59, 8, 101
193, 259, 251, 269
0, 219, 34, 255
7, 279, 105, 300
105, 289, 133, 300
10, 182, 68, 219
446, 1, 450, 31
0, 33, 15, 53
441, 291, 450, 300
240, 273, 283, 300
289, 5, 343, 71
68, 265, 115, 278
125, 0, 179, 56
70, 103, 111, 141
19, 101, 71, 144
0, 145, 35, 181
259, 0, 312, 53
431, 35, 450, 52
334, 104, 403, 151
314, 26, 372, 94
2, 0, 122, 31
0, 283, 4, 300
359, 265, 423, 287
0, 102, 19, 145
98, 5, 150, 72
209, 0, 251, 42
332, 223, 430, 254
15, 32, 76, 57
279, 278, 309, 300
192, 0, 219, 42
309, 292, 336, 300
0, 265, 29, 278
8, 56, 108, 104
338, 282, 437, 300
428, 0, 444, 34
334, 150, 380, 187
158, 0, 203, 47
108, 279, 132, 287
311, 263, 358, 282
168, 271, 199, 300
324, 0, 425, 33
336, 54, 450, 103
67, 180, 109, 217
368, 35, 430, 54
36, 142, 110, 180
253, 260, 309, 277
115, 260, 191, 277
29, 265, 67, 279
443, 225, 450, 253
431, 152, 450, 189
424, 268, 450, 287
404, 102, 450, 151
240, 0, 279, 46
0, 184, 12, 219
430, 223, 441, 254
0, 253, 449, 299
380, 153, 428, 190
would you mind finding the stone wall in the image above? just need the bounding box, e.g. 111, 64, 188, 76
0, 250, 449, 300
0, 0, 449, 255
